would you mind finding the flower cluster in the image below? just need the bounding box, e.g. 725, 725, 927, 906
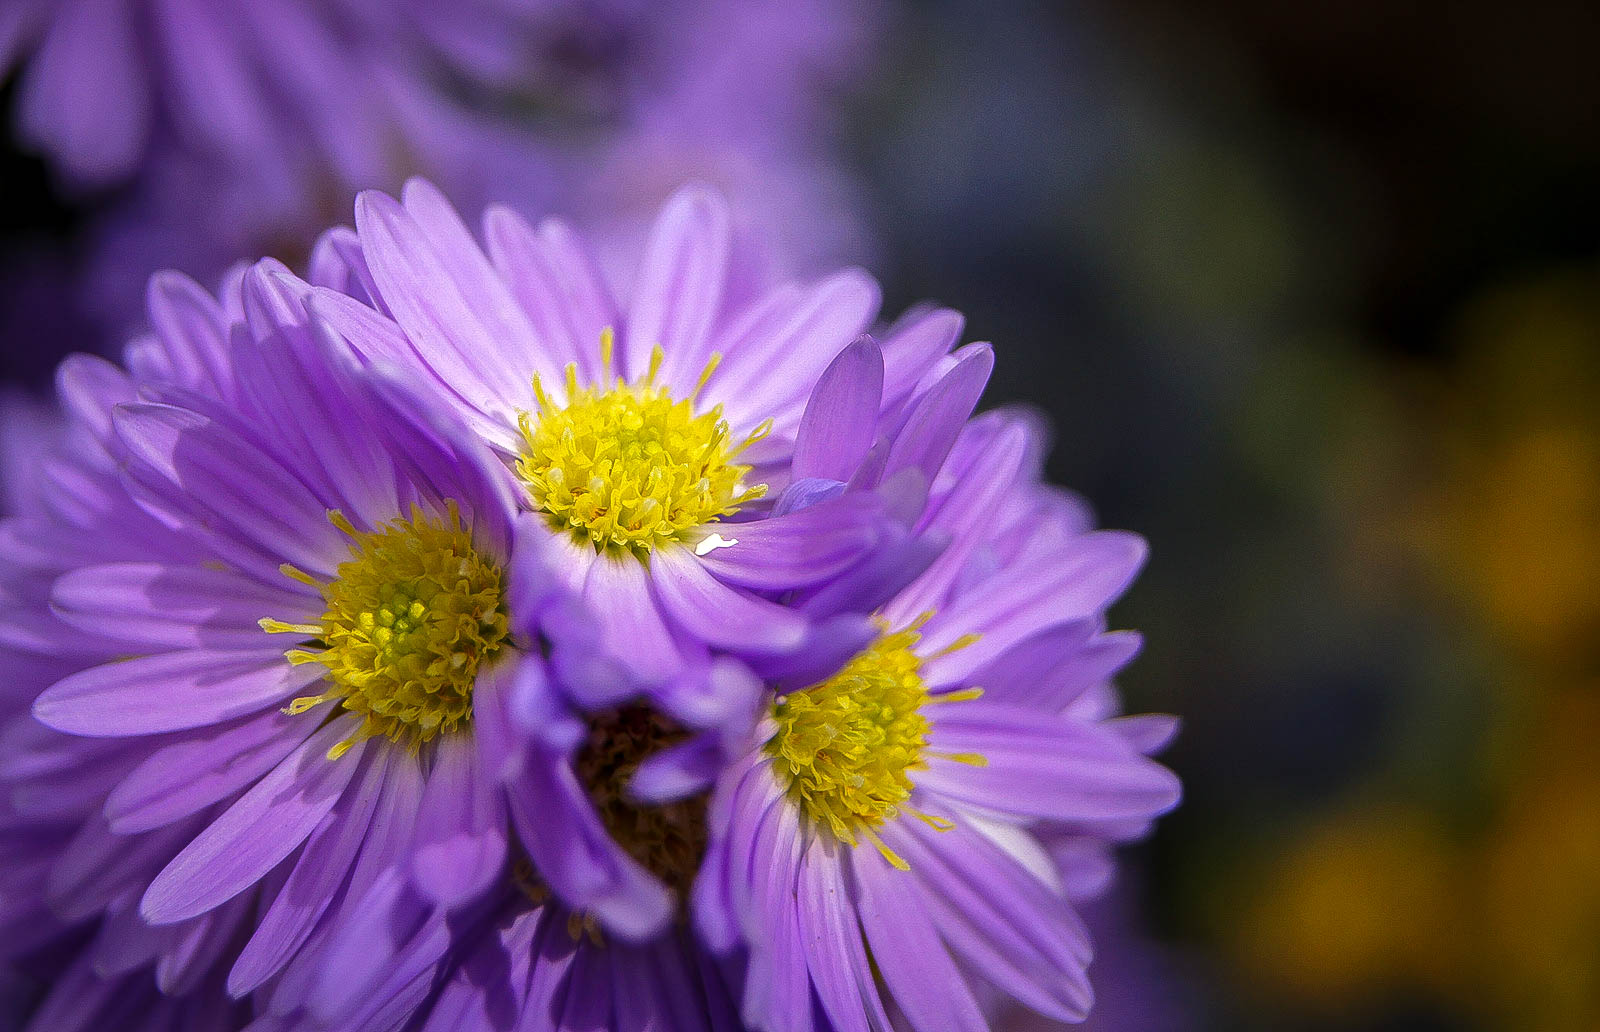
0, 184, 1179, 1031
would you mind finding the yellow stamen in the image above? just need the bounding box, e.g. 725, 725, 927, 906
266, 501, 508, 757
515, 330, 766, 556
765, 617, 984, 867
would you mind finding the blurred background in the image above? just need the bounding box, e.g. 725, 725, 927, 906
2, 1, 1596, 1029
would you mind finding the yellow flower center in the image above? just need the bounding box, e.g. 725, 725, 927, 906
262, 502, 509, 757
575, 705, 707, 898
766, 618, 985, 869
516, 329, 769, 556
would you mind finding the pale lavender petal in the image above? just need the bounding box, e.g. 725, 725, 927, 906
796, 836, 884, 1032
409, 731, 508, 908
483, 207, 617, 383
881, 343, 994, 483
52, 561, 315, 651
34, 650, 323, 737
694, 495, 882, 591
144, 271, 235, 398
918, 530, 1148, 668
353, 189, 529, 444
879, 306, 965, 411
227, 746, 390, 994
627, 185, 732, 385
400, 178, 562, 386
937, 621, 1097, 697
791, 336, 884, 483
709, 270, 881, 433
111, 402, 344, 577
583, 549, 691, 684
884, 821, 1093, 1021
105, 708, 317, 834
141, 715, 365, 924
924, 704, 1181, 823
1110, 712, 1181, 755
650, 547, 807, 653
851, 845, 988, 1032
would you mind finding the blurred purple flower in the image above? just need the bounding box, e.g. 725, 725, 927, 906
1, 0, 880, 332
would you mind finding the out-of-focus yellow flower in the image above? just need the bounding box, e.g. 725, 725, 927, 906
1478, 688, 1600, 1031
1230, 805, 1466, 1008
1415, 267, 1600, 664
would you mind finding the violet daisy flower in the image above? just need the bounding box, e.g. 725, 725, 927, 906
2, 257, 587, 1013
692, 409, 1183, 1031
315, 179, 974, 703
299, 178, 993, 940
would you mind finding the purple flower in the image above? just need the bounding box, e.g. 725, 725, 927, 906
0, 253, 587, 1013
0, 179, 1181, 1032
4, 0, 880, 331
316, 179, 966, 710
690, 412, 1183, 1031
297, 179, 1009, 940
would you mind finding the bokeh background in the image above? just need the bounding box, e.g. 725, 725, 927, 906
3, 1, 1597, 1029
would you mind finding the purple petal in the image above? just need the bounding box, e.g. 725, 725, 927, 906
881, 343, 994, 483
111, 402, 344, 577
694, 495, 882, 591
509, 752, 674, 942
483, 207, 617, 382
151, 0, 271, 154
227, 746, 390, 995
649, 547, 807, 653
400, 178, 562, 386
884, 821, 1093, 1021
851, 845, 989, 1032
140, 716, 366, 924
917, 530, 1148, 671
49, 814, 200, 924
52, 561, 315, 652
105, 708, 317, 834
35, 650, 323, 737
409, 732, 508, 908
792, 337, 885, 483
353, 189, 529, 441
627, 185, 732, 385
797, 836, 885, 1032
582, 550, 691, 684
1110, 712, 1181, 755
923, 704, 1182, 823
879, 306, 964, 411
18, 0, 150, 182
145, 271, 235, 398
708, 270, 881, 433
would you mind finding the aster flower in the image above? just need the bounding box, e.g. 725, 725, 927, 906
299, 178, 990, 937
314, 179, 973, 689
691, 409, 1183, 1031
0, 256, 596, 1020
